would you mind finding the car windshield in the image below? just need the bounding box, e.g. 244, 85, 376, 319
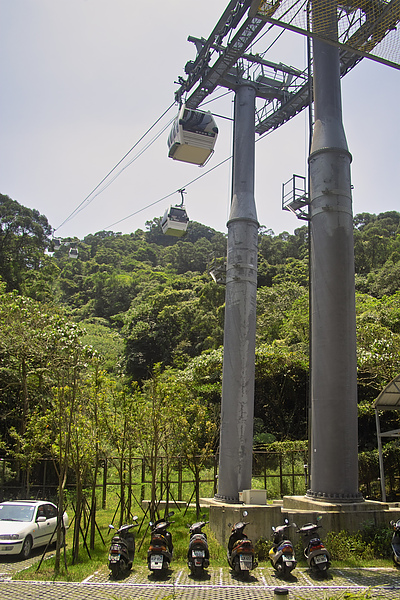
0, 504, 36, 522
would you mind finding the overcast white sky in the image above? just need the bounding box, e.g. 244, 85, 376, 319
1, 0, 399, 240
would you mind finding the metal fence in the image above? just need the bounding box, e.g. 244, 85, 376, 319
0, 451, 309, 505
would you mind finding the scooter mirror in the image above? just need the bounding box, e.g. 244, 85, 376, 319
292, 522, 297, 528
149, 521, 154, 527
108, 524, 115, 531
133, 515, 138, 521
243, 510, 248, 517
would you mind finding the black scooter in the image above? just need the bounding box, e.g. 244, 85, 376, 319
187, 519, 210, 577
227, 511, 258, 579
108, 516, 138, 579
297, 516, 331, 574
147, 511, 174, 576
269, 518, 297, 577
390, 519, 400, 566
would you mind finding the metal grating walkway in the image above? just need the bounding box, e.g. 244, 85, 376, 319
1, 566, 400, 599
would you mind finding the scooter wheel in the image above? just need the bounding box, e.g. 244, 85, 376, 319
241, 569, 250, 581
191, 565, 204, 578
110, 563, 120, 579
282, 565, 292, 578
234, 558, 241, 574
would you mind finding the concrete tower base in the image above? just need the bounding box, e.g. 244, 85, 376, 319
205, 496, 400, 548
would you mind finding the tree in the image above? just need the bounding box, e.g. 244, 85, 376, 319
131, 367, 218, 517
256, 282, 308, 345
0, 194, 52, 292
254, 344, 309, 441
0, 288, 56, 443
171, 381, 218, 514
46, 320, 96, 572
123, 278, 224, 381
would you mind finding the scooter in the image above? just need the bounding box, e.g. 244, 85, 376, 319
187, 519, 210, 577
108, 516, 138, 579
147, 511, 174, 576
297, 516, 331, 573
390, 519, 400, 566
269, 518, 297, 577
227, 511, 258, 579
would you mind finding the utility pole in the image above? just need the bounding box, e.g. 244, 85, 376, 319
215, 83, 259, 503
306, 0, 362, 502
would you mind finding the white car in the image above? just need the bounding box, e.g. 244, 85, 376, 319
0, 500, 68, 559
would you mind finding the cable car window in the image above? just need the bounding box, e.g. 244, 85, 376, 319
169, 207, 189, 222
181, 109, 217, 136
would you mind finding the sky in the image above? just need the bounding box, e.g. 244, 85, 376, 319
1, 0, 399, 241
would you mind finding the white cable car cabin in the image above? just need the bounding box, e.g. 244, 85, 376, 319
161, 205, 189, 237
167, 105, 218, 166
69, 247, 78, 259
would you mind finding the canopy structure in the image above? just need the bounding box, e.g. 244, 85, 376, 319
374, 374, 400, 501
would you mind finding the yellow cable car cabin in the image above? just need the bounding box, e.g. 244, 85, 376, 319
161, 205, 189, 237
167, 105, 218, 166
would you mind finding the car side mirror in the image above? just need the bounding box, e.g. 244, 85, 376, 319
37, 516, 46, 523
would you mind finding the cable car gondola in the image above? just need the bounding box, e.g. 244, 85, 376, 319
69, 247, 78, 259
167, 104, 218, 166
161, 189, 189, 237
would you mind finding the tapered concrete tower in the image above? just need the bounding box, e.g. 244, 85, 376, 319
306, 0, 362, 502
215, 83, 258, 503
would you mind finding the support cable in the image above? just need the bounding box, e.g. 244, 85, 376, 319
54, 102, 176, 232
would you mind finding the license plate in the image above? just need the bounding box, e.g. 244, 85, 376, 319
239, 554, 253, 570
108, 554, 120, 562
283, 554, 293, 563
150, 554, 163, 569
314, 554, 327, 564
192, 549, 205, 557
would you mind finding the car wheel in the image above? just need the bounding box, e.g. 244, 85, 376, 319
20, 535, 33, 559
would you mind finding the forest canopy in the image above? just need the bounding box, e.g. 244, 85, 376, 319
1, 193, 400, 468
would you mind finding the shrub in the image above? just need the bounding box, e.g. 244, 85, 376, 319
325, 521, 392, 561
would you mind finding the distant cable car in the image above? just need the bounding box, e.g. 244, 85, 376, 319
167, 104, 218, 166
69, 247, 78, 259
53, 237, 62, 250
161, 189, 189, 237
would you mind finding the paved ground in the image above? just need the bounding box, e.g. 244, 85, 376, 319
1, 552, 400, 599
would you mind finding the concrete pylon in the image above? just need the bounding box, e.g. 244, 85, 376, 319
306, 0, 362, 502
215, 83, 259, 503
